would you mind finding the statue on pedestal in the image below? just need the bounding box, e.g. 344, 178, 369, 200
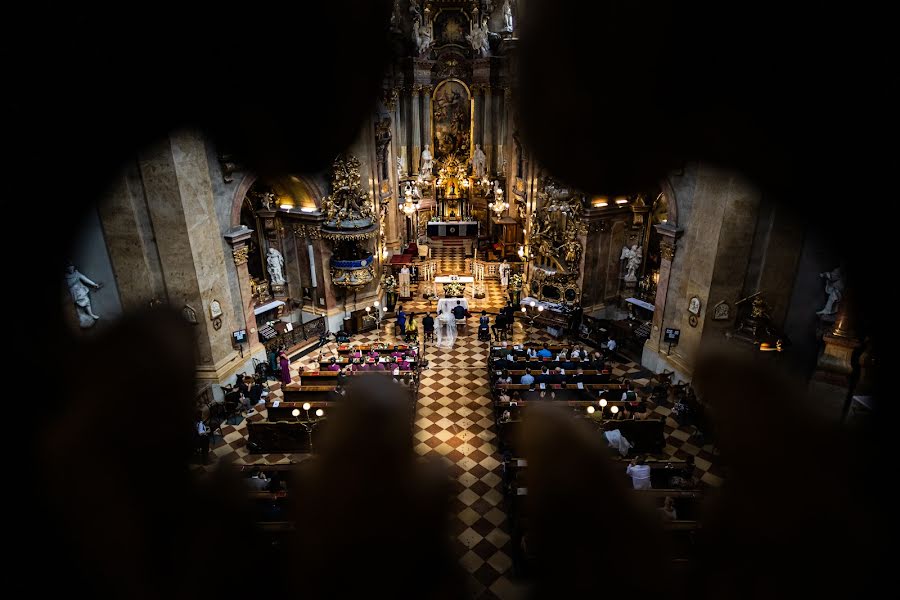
816, 266, 843, 317
502, 0, 514, 33
267, 248, 285, 286
420, 145, 434, 176
621, 244, 642, 282
65, 263, 102, 328
413, 18, 434, 56
466, 17, 491, 56
472, 144, 487, 178
397, 155, 404, 179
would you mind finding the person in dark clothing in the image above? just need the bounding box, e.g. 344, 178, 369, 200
452, 300, 467, 320
422, 312, 435, 341
478, 310, 491, 340
248, 381, 266, 408
535, 366, 551, 384
569, 302, 583, 334
504, 302, 516, 335
492, 312, 508, 340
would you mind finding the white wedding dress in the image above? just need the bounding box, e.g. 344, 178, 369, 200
434, 312, 458, 349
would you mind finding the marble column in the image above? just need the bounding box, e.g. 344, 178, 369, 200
422, 86, 433, 157
483, 86, 494, 176
498, 87, 509, 177
394, 88, 406, 177
97, 160, 166, 310
224, 226, 263, 356
472, 85, 483, 149
138, 130, 241, 384
410, 86, 421, 175
646, 223, 682, 354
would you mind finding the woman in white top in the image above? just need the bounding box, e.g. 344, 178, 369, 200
571, 347, 581, 360
626, 456, 652, 489
527, 347, 537, 358
659, 496, 677, 520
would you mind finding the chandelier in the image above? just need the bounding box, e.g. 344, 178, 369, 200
488, 182, 508, 215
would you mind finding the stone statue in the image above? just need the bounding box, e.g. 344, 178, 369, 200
621, 244, 642, 282
266, 247, 285, 285
413, 18, 433, 56
397, 155, 404, 178
420, 144, 434, 176
64, 263, 102, 328
502, 0, 514, 33
817, 266, 844, 317
466, 17, 490, 56
260, 191, 275, 211
472, 144, 487, 178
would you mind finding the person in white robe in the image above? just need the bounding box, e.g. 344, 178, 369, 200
399, 266, 411, 297
498, 260, 510, 287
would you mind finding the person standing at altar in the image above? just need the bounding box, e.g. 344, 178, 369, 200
499, 260, 510, 287
399, 266, 411, 298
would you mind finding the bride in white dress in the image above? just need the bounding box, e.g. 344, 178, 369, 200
434, 310, 458, 349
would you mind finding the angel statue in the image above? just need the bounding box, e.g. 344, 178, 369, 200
65, 263, 102, 328
413, 18, 433, 56
621, 244, 642, 282
466, 17, 490, 57
817, 266, 844, 317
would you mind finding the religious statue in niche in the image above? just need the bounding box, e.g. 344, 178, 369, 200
466, 17, 490, 56
816, 266, 843, 318
472, 144, 487, 178
420, 145, 434, 176
501, 0, 514, 33
259, 191, 275, 211
267, 248, 285, 286
64, 263, 102, 328
432, 80, 471, 162
621, 244, 643, 282
397, 155, 404, 179
413, 17, 434, 56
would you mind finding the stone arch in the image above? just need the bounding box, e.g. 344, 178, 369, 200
229, 172, 327, 228
658, 175, 679, 227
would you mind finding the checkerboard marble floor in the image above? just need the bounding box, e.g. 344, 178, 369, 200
198, 246, 722, 599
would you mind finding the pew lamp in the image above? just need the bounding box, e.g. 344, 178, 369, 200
599, 397, 608, 421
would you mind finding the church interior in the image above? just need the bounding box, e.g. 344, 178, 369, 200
30, 2, 884, 599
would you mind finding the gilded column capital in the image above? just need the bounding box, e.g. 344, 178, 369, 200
422, 85, 434, 95
232, 246, 249, 266
411, 84, 423, 95
660, 240, 676, 262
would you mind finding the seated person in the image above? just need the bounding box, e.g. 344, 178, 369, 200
626, 456, 652, 489
621, 381, 638, 402
498, 369, 512, 384
478, 311, 491, 340
556, 348, 568, 361
422, 312, 435, 336
570, 368, 585, 384
326, 357, 341, 371
659, 496, 677, 520
246, 469, 269, 490
537, 343, 553, 358
535, 366, 551, 384
526, 347, 538, 359
404, 312, 418, 341
497, 388, 512, 403
570, 346, 582, 360
520, 368, 535, 386
452, 300, 468, 320
561, 359, 577, 370
248, 380, 267, 406
335, 329, 351, 343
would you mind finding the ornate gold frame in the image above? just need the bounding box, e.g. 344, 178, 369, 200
431, 78, 474, 164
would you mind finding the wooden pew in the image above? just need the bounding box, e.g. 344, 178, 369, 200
336, 344, 416, 355
282, 385, 334, 404
319, 359, 419, 369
